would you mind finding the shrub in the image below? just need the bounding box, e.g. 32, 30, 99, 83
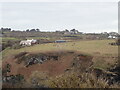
12, 44, 22, 49
27, 71, 49, 88
46, 72, 120, 88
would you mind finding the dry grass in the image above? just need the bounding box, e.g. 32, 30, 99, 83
2, 39, 118, 58
1, 39, 119, 88
1, 39, 118, 69
27, 71, 120, 88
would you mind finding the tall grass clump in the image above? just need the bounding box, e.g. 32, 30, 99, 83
46, 72, 120, 88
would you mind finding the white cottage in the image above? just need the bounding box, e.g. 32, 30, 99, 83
20, 39, 37, 46
108, 35, 117, 39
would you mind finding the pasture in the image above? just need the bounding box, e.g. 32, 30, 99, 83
1, 39, 118, 70
2, 39, 119, 88
2, 39, 118, 57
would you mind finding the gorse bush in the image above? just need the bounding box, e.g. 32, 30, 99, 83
2, 40, 21, 50
45, 72, 120, 88
26, 71, 49, 88
12, 44, 22, 49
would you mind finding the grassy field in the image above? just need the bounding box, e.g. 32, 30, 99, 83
1, 39, 119, 88
2, 39, 118, 70
2, 37, 21, 41
2, 39, 118, 58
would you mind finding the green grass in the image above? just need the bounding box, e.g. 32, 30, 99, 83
26, 37, 50, 40
1, 39, 119, 88
1, 39, 118, 59
2, 39, 118, 70
2, 37, 21, 42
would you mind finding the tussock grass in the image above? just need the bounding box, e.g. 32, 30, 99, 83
46, 72, 120, 88
27, 71, 120, 88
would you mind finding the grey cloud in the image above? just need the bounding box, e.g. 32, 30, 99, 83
1, 2, 118, 32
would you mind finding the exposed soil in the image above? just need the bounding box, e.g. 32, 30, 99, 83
2, 50, 93, 80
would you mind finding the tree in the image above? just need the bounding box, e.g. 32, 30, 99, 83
36, 29, 40, 32
70, 29, 78, 34
26, 29, 29, 32
65, 29, 69, 32
30, 29, 36, 32
1, 28, 11, 32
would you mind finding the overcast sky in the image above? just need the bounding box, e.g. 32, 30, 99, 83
0, 2, 118, 33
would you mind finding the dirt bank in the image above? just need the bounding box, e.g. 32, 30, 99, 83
2, 50, 93, 80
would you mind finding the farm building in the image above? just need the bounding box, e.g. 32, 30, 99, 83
20, 39, 37, 46
55, 40, 66, 43
108, 35, 117, 39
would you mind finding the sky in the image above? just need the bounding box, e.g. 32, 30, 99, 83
0, 1, 118, 33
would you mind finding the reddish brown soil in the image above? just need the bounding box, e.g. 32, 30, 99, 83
2, 51, 78, 79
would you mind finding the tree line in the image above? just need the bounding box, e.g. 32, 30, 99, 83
0, 28, 40, 32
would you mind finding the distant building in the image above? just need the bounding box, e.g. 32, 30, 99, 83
108, 35, 117, 39
109, 32, 119, 36
64, 32, 71, 35
55, 40, 66, 43
20, 39, 37, 46
70, 29, 79, 34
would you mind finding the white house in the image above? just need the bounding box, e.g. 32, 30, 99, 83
20, 39, 37, 46
108, 35, 117, 39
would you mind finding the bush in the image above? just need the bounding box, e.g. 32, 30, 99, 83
26, 71, 49, 88
12, 44, 22, 49
46, 72, 120, 88
2, 40, 21, 50
116, 38, 120, 44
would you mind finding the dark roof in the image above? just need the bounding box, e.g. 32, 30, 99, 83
55, 40, 66, 42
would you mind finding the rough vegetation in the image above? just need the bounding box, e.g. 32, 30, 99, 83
2, 50, 120, 88
45, 72, 120, 88
1, 30, 119, 88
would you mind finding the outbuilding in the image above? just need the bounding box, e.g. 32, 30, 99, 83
55, 40, 66, 43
